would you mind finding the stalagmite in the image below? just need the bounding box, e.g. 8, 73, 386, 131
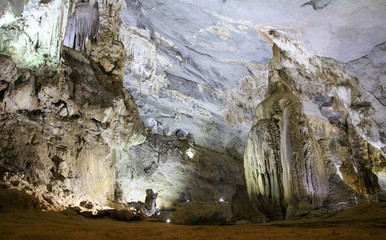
244, 79, 329, 219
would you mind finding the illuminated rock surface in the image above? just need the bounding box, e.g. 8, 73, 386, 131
0, 0, 385, 226
0, 0, 72, 69
0, 50, 144, 209
0, 0, 144, 210
244, 80, 329, 219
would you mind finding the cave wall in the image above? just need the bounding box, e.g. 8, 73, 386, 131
116, 1, 385, 214
0, 51, 144, 209
0, 0, 145, 210
114, 132, 264, 221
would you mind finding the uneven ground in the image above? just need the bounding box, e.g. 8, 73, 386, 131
0, 190, 385, 240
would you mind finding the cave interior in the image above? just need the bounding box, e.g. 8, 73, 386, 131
0, 0, 385, 239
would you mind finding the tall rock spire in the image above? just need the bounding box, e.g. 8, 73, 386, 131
244, 44, 329, 220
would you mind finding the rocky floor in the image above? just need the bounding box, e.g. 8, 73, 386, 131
1, 189, 385, 240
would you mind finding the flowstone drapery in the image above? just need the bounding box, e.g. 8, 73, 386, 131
244, 81, 329, 219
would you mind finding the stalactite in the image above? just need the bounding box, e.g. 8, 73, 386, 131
63, 1, 99, 51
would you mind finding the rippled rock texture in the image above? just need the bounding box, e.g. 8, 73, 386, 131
244, 80, 329, 220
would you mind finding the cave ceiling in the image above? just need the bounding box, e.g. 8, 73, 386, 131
120, 0, 386, 150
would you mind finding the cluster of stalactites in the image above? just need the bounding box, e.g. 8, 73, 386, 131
63, 0, 99, 51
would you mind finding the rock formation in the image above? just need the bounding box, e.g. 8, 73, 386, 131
143, 189, 158, 217
244, 79, 329, 219
0, 0, 72, 69
0, 0, 385, 224
115, 132, 257, 219
0, 49, 144, 209
264, 31, 386, 195
264, 31, 386, 157
0, 0, 144, 210
63, 1, 99, 51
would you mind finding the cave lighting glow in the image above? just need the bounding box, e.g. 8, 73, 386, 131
0, 11, 17, 27
186, 148, 195, 159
